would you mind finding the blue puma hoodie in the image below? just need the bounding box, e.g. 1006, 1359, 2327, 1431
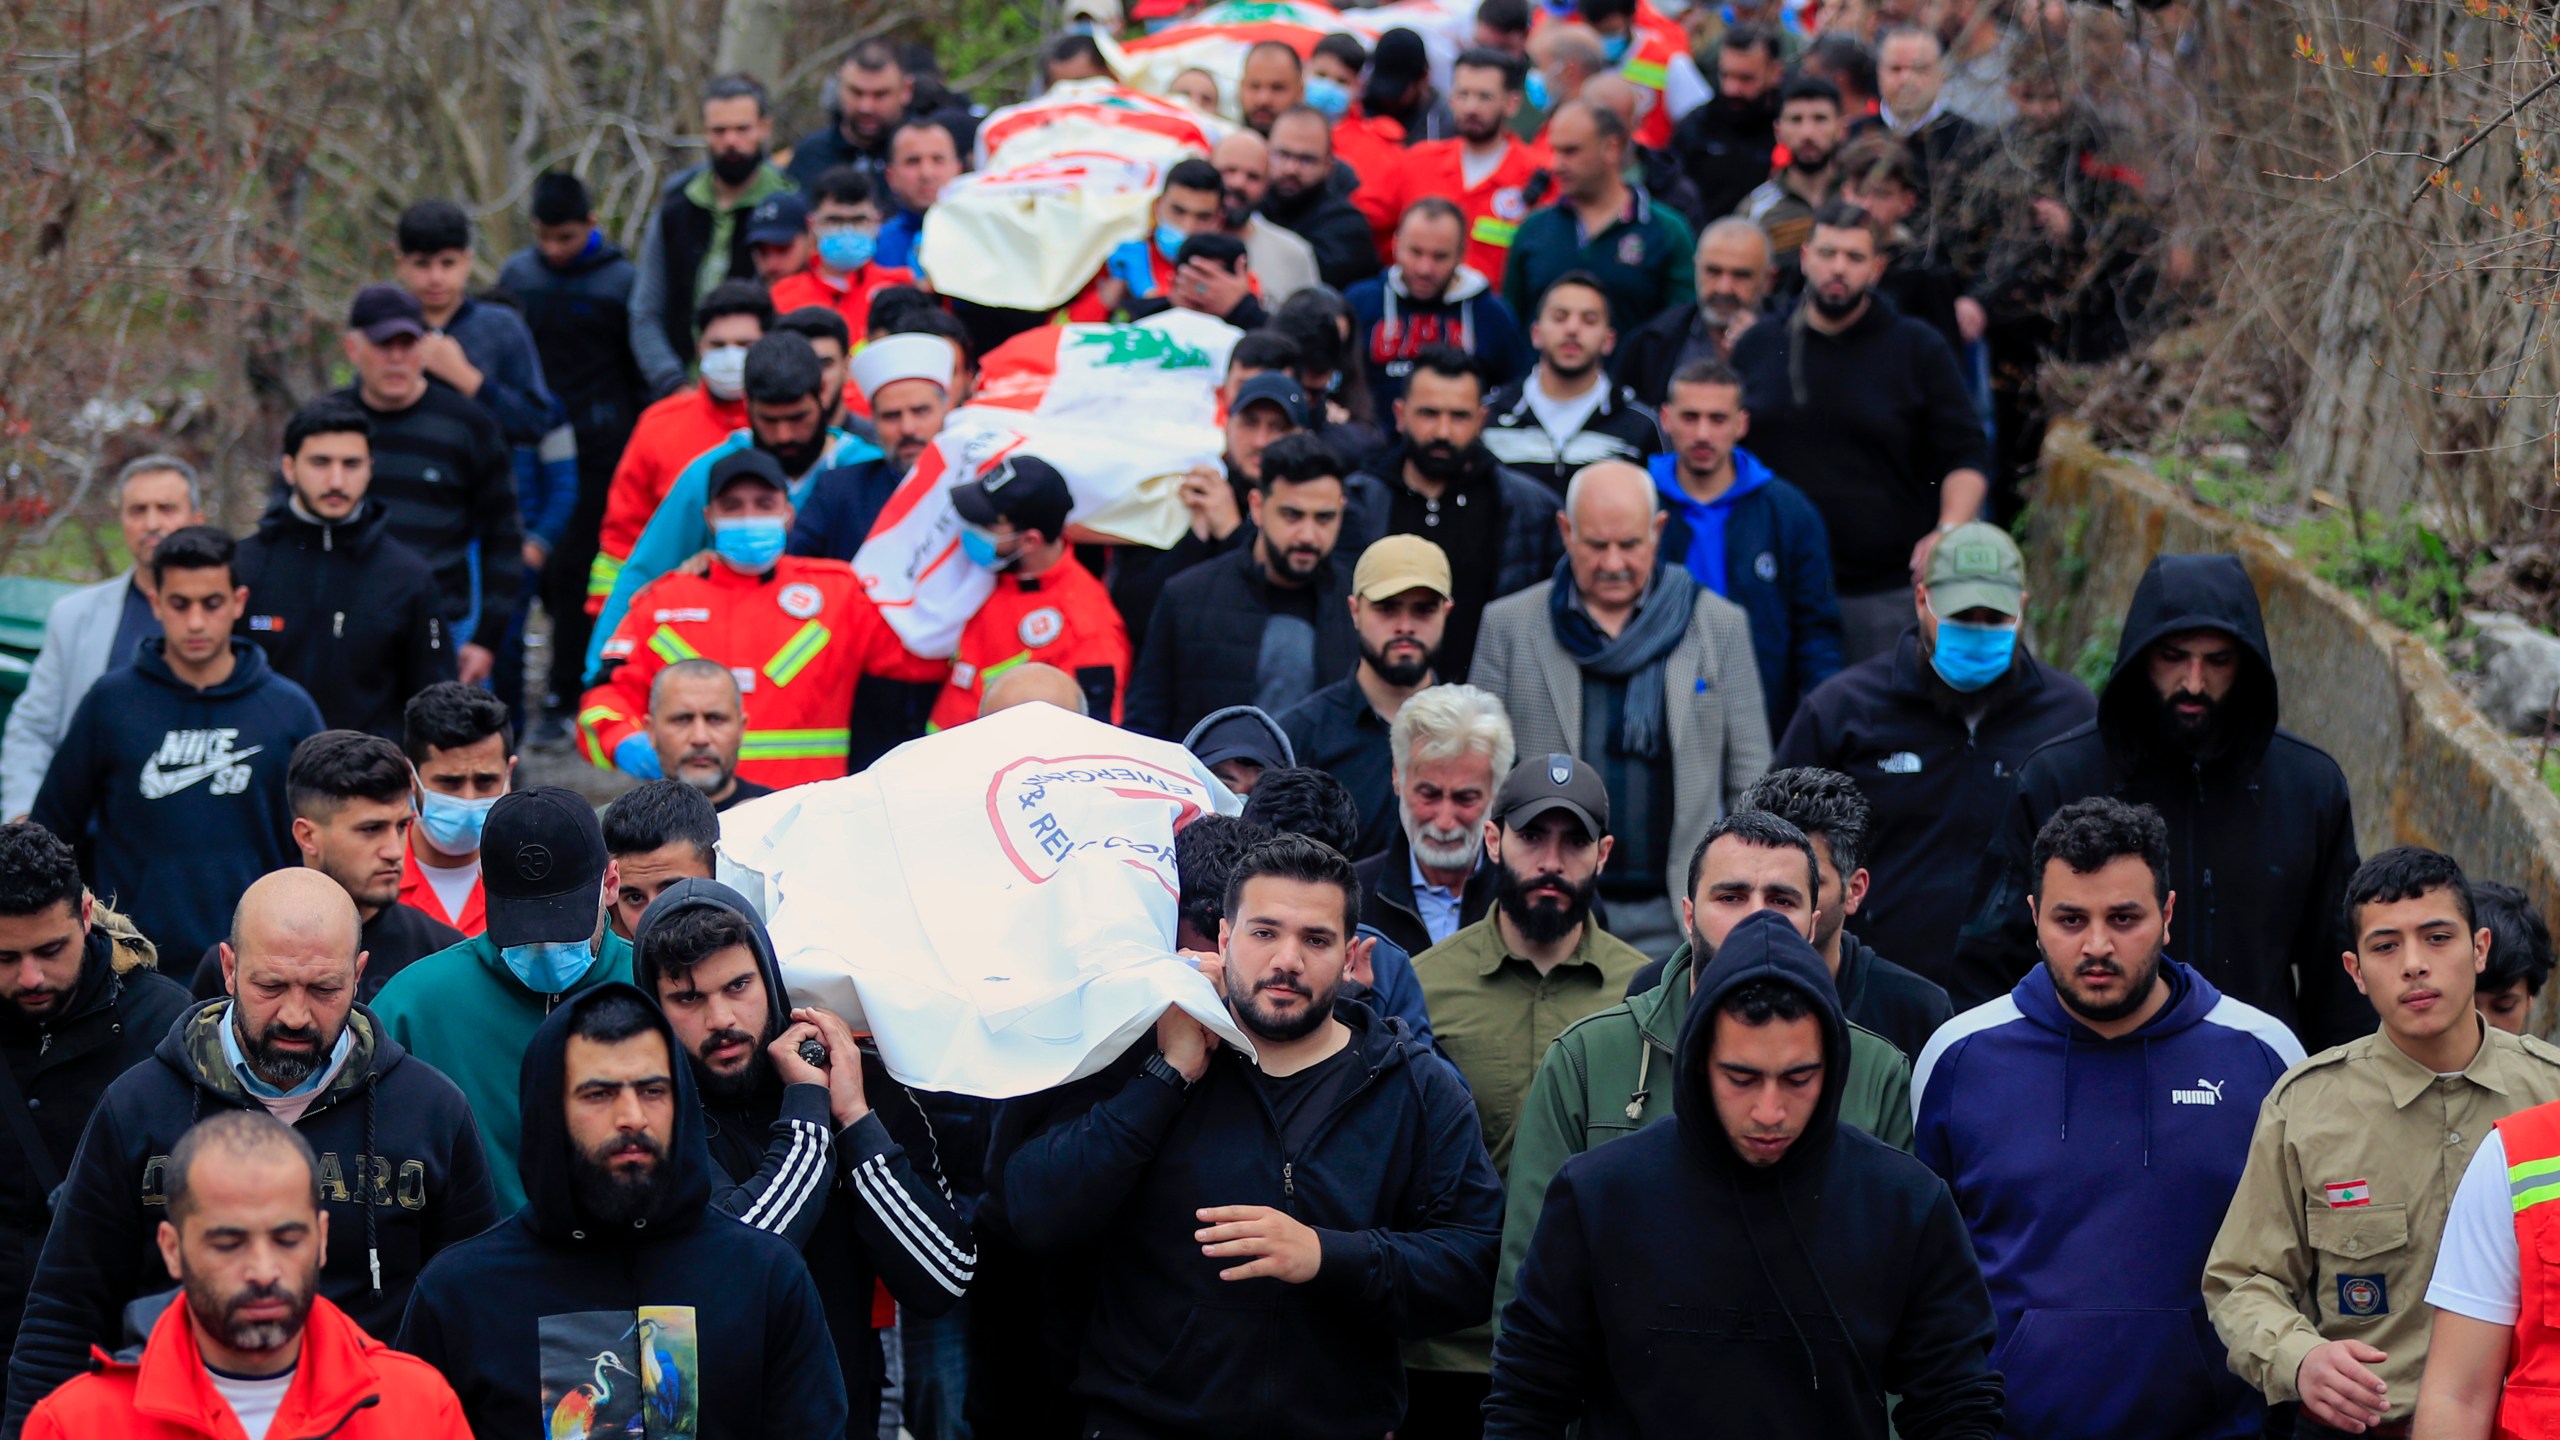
1912, 957, 2304, 1440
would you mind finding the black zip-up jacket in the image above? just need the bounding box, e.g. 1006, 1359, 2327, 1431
3, 1000, 498, 1433
1727, 293, 1989, 596
1774, 626, 2095, 985
1486, 910, 2003, 1438
1003, 999, 1501, 1439
1950, 554, 2367, 1046
1354, 828, 1500, 960
631, 881, 975, 1423
1342, 446, 1564, 680
0, 926, 188, 1364
496, 236, 646, 448
234, 497, 454, 740
1671, 92, 1780, 227
396, 983, 850, 1440
1125, 545, 1359, 741
1258, 169, 1384, 293
1481, 377, 1663, 496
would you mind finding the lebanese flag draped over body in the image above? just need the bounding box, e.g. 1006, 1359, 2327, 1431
717, 702, 1256, 1097
853, 309, 1239, 656
922, 79, 1233, 312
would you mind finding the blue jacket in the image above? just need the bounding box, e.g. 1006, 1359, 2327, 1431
1650, 447, 1843, 734
442, 296, 559, 447
1001, 999, 1500, 1437
1913, 960, 2304, 1440
28, 639, 324, 962
787, 456, 905, 564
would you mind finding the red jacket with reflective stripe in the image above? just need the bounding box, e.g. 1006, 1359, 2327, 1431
768, 261, 921, 418
930, 553, 1130, 732
582, 555, 945, 787
1362, 136, 1551, 282
590, 385, 748, 609
23, 1294, 472, 1440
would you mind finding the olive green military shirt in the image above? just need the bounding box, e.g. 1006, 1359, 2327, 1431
1414, 914, 1654, 1176
2203, 1020, 2560, 1422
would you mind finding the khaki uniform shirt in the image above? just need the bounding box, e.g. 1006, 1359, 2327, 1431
1408, 913, 1649, 1376
1414, 914, 1653, 1176
2203, 1021, 2560, 1420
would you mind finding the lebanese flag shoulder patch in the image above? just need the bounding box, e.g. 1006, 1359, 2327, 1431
2324, 1179, 2373, 1208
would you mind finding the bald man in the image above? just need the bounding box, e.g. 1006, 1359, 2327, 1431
1213, 130, 1320, 309
3, 869, 499, 1430
1466, 461, 1771, 959
980, 661, 1091, 719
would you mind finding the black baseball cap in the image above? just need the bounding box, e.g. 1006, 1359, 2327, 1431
745, 191, 811, 247
708, 447, 791, 500
482, 787, 610, 948
348, 284, 427, 344
950, 453, 1074, 540
1494, 752, 1611, 837
1233, 373, 1309, 430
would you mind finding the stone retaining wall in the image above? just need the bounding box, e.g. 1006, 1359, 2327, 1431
2023, 426, 2560, 1024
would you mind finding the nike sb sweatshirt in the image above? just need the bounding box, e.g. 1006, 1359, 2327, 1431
29, 637, 323, 960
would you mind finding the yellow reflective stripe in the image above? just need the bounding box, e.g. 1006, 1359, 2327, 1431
648, 626, 702, 665
2513, 1154, 2560, 1212
1623, 58, 1667, 88
575, 705, 622, 766
978, 651, 1032, 688
762, 620, 832, 688
738, 728, 849, 760
1470, 215, 1519, 248
586, 552, 623, 598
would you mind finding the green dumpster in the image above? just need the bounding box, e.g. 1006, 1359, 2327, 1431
0, 576, 78, 733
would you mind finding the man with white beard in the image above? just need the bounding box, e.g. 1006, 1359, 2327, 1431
1351, 684, 1515, 958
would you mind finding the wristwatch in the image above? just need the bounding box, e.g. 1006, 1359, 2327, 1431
1144, 1052, 1195, 1094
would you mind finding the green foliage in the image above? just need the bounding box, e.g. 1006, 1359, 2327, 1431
2293, 509, 2470, 644
2073, 623, 2120, 693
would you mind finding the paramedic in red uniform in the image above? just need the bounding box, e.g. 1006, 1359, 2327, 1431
932, 453, 1131, 731
580, 447, 944, 787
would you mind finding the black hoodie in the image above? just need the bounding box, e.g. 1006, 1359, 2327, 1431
3, 999, 497, 1432
28, 638, 324, 964
1486, 909, 2002, 1438
1949, 554, 2366, 1047
234, 496, 455, 740
1001, 998, 1501, 1439
631, 881, 975, 1423
0, 924, 189, 1361
395, 983, 849, 1440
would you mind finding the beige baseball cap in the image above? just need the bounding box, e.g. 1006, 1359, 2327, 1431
1353, 535, 1453, 602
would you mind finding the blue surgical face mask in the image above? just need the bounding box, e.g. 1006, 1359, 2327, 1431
416, 789, 497, 855
1601, 31, 1632, 64
960, 525, 1017, 572
1305, 74, 1352, 121
1525, 70, 1553, 110
818, 228, 876, 273
499, 937, 598, 994
711, 515, 789, 573
1154, 222, 1189, 264
1931, 618, 2019, 693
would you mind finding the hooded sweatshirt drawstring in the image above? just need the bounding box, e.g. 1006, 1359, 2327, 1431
364, 1072, 382, 1296
2058, 1029, 2073, 1142
1725, 1160, 1822, 1392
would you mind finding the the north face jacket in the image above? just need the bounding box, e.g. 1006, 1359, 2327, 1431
1774, 625, 2095, 987
396, 984, 849, 1440
28, 638, 324, 963
3, 1000, 498, 1432
1950, 554, 2367, 1047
